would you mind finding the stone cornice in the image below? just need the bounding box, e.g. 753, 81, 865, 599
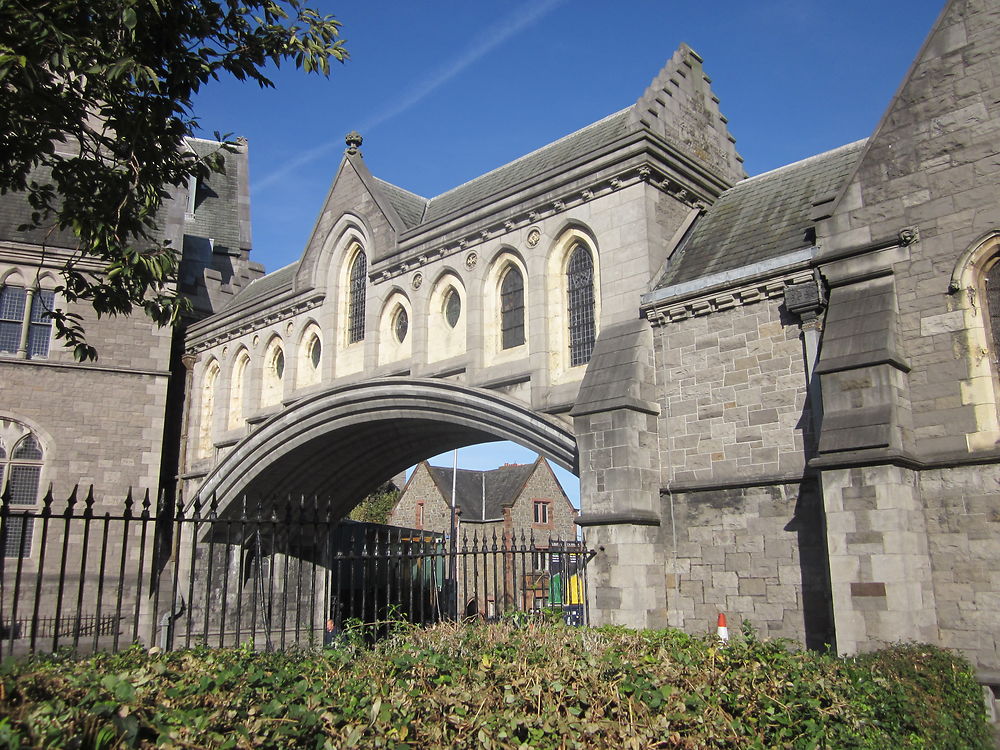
372, 162, 708, 285
644, 267, 814, 325
0, 241, 102, 272
0, 356, 170, 378
186, 293, 324, 353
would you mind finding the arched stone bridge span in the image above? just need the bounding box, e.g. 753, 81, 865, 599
194, 378, 578, 517
182, 49, 739, 630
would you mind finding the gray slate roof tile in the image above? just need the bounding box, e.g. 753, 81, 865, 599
372, 178, 427, 229
655, 140, 866, 290
426, 462, 538, 522
421, 109, 633, 225
226, 261, 298, 307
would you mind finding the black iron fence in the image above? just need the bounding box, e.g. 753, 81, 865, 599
0, 487, 593, 656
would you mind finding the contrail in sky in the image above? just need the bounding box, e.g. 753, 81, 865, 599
254, 0, 568, 193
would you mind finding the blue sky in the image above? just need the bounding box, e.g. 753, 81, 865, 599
191, 0, 945, 503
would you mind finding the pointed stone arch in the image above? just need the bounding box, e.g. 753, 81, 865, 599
192, 378, 577, 517
949, 230, 1000, 449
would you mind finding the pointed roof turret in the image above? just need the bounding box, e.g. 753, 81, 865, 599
630, 43, 744, 185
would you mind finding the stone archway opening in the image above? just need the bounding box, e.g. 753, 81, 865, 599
192, 378, 578, 520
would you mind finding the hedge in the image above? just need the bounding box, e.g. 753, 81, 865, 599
0, 622, 991, 748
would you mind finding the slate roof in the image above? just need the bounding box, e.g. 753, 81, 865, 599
425, 462, 539, 522
372, 177, 427, 229
226, 261, 298, 306
654, 139, 867, 290
421, 109, 633, 225
0, 137, 246, 253
0, 164, 85, 249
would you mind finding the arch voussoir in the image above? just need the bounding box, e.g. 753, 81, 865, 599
193, 377, 576, 516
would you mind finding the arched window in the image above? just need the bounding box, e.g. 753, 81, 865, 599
377, 293, 412, 366
347, 249, 367, 344
309, 334, 321, 368
1, 432, 44, 558
566, 245, 595, 367
229, 350, 250, 430
199, 361, 220, 458
298, 326, 322, 388
0, 285, 25, 354
500, 266, 525, 350
261, 339, 285, 407
950, 233, 1000, 447
0, 284, 54, 358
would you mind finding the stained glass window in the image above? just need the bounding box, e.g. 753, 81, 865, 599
348, 250, 367, 344
0, 286, 26, 354
309, 335, 322, 369
1, 432, 43, 558
567, 246, 595, 367
500, 266, 525, 350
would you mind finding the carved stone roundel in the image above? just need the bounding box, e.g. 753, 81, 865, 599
526, 228, 541, 248
412, 272, 423, 290
465, 251, 478, 270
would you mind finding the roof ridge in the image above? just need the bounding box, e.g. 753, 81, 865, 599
742, 138, 867, 185
426, 107, 632, 206
247, 260, 298, 280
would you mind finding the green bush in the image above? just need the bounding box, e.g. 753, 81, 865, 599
0, 624, 990, 748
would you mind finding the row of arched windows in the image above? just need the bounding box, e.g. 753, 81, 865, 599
368, 243, 596, 361
198, 327, 324, 457
196, 239, 599, 459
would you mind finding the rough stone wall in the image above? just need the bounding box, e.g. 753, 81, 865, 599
386, 464, 455, 533
817, 0, 1000, 454
820, 465, 938, 655
661, 479, 832, 648
921, 464, 1000, 669
505, 463, 578, 543
0, 299, 172, 498
810, 0, 1000, 661
654, 298, 811, 486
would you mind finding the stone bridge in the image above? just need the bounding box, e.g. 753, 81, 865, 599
181, 44, 736, 521
179, 45, 741, 628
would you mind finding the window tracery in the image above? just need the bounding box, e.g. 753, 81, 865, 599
0, 284, 54, 358
1, 431, 45, 558
347, 248, 367, 344
567, 244, 596, 367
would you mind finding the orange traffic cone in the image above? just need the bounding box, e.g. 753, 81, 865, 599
716, 613, 729, 644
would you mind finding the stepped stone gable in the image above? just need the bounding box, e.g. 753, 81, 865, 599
630, 43, 745, 186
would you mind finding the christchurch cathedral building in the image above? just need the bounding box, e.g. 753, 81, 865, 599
3, 0, 1000, 671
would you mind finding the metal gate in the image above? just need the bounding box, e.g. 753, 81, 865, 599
0, 488, 593, 655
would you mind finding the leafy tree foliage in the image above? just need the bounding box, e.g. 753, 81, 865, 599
0, 0, 347, 360
348, 483, 401, 525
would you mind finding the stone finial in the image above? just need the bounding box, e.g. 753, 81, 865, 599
345, 131, 363, 155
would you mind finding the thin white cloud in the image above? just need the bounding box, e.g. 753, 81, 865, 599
254, 0, 567, 192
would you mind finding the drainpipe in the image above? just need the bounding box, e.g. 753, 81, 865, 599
177, 353, 198, 486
